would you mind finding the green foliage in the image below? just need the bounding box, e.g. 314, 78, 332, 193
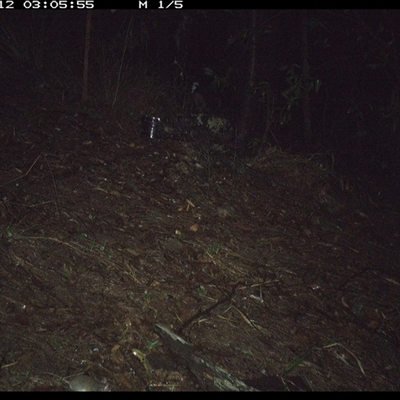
280, 63, 321, 125
203, 67, 238, 94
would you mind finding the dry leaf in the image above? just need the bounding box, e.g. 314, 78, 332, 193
189, 224, 199, 232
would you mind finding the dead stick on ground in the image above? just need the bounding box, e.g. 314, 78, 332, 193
0, 153, 42, 187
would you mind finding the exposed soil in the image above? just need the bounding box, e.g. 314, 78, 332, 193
0, 64, 399, 391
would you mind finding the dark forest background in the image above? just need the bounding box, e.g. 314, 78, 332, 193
1, 9, 399, 199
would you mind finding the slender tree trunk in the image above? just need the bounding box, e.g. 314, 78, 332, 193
82, 10, 92, 104
237, 9, 257, 153
301, 9, 312, 143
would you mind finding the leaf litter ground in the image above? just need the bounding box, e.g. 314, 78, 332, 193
0, 76, 399, 391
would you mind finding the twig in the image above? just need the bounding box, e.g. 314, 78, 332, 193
0, 153, 42, 187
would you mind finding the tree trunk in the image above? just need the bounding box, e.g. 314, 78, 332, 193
82, 10, 92, 104
301, 9, 312, 143
237, 10, 257, 153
